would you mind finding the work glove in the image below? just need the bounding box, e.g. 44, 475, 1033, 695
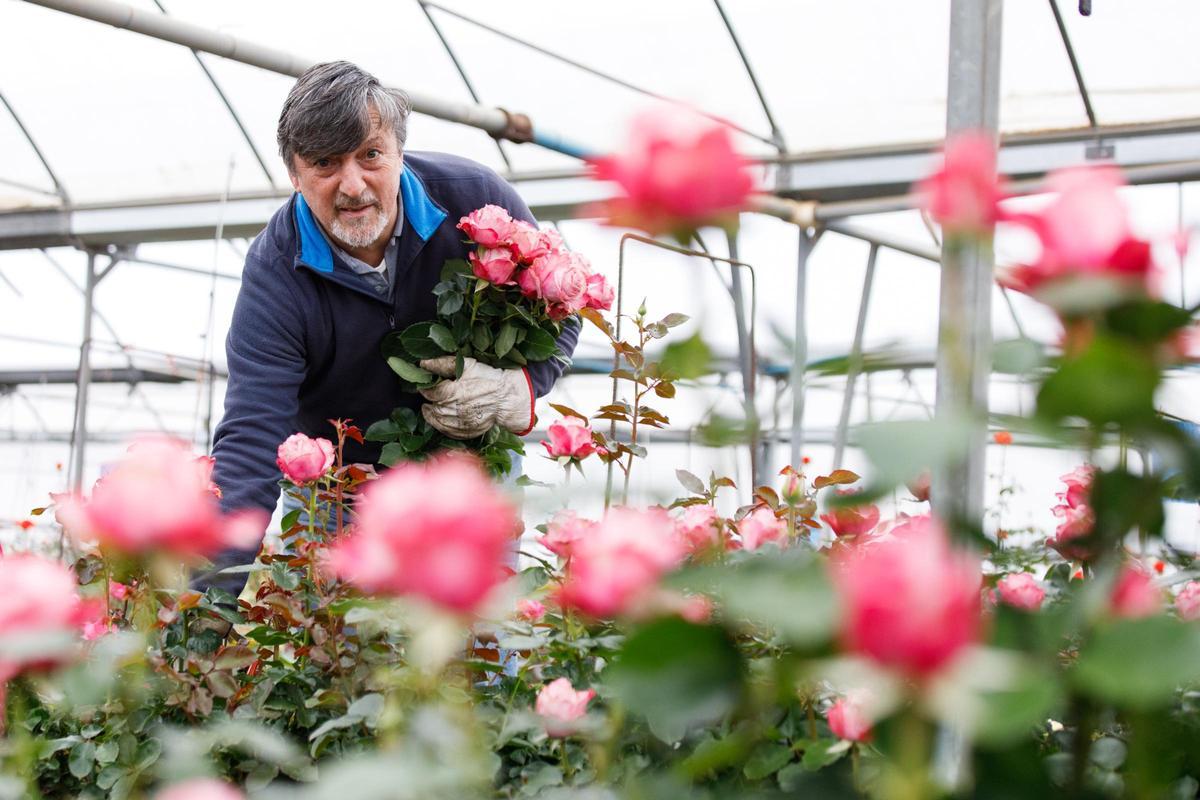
418, 356, 535, 439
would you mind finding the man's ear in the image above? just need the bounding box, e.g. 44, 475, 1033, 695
287, 164, 301, 193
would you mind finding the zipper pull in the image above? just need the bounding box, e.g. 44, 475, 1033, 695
388, 314, 395, 327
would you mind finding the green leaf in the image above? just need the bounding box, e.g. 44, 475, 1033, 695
386, 357, 434, 385
1090, 737, 1128, 770
471, 324, 492, 352
1037, 334, 1159, 425
494, 323, 517, 358
800, 738, 849, 771
854, 416, 973, 498
519, 326, 559, 363
399, 322, 445, 360
280, 508, 303, 532
97, 765, 125, 790
270, 561, 301, 591
427, 323, 457, 353
659, 312, 690, 329
68, 740, 96, 779
364, 418, 405, 442
970, 663, 1062, 747
661, 333, 711, 380
1105, 300, 1193, 342
676, 469, 706, 496
436, 292, 463, 316
439, 258, 471, 281
607, 618, 744, 743
743, 742, 794, 780
379, 442, 408, 467
993, 337, 1048, 375
1074, 617, 1200, 708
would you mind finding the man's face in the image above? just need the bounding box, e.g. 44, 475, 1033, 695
288, 111, 402, 259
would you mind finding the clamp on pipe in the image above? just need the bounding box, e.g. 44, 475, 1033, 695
491, 108, 534, 144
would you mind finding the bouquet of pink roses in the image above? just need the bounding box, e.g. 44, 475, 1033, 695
368, 205, 613, 475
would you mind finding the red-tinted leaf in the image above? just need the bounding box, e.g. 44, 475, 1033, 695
813, 469, 861, 490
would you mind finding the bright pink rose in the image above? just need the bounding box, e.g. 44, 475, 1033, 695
79, 598, 111, 642
737, 507, 787, 550
155, 779, 244, 800
541, 417, 596, 460
519, 251, 590, 318
0, 554, 85, 681
507, 220, 555, 263
1003, 166, 1155, 301
276, 433, 335, 485
994, 573, 1045, 611
469, 246, 519, 285
457, 204, 518, 248
196, 455, 222, 499
820, 491, 880, 538
327, 454, 518, 613
539, 510, 595, 559
830, 515, 981, 678
559, 507, 687, 618
588, 111, 755, 237
535, 677, 595, 737
109, 581, 131, 601
674, 504, 721, 554
1175, 581, 1200, 621
916, 131, 1007, 238
517, 598, 546, 622
55, 437, 267, 560
583, 273, 615, 311
827, 695, 872, 743
1110, 564, 1162, 619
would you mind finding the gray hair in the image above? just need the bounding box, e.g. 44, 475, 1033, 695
277, 61, 412, 171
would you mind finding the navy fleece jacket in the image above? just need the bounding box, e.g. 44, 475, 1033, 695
205, 152, 578, 586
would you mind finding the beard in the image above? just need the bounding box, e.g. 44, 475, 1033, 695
329, 191, 392, 250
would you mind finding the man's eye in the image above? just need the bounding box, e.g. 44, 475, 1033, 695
314, 158, 332, 168
365, 149, 381, 159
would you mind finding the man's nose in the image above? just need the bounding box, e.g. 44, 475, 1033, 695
337, 162, 367, 198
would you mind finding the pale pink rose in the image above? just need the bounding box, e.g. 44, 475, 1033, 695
1110, 564, 1162, 619
674, 504, 721, 554
519, 251, 589, 319
820, 491, 881, 538
994, 573, 1045, 611
457, 204, 517, 248
539, 510, 595, 559
559, 507, 687, 618
276, 433, 335, 485
535, 677, 595, 737
469, 246, 519, 285
678, 594, 713, 624
1048, 465, 1096, 562
155, 779, 244, 800
737, 507, 787, 550
327, 454, 519, 613
1175, 581, 1200, 621
915, 131, 1007, 238
583, 273, 615, 311
109, 581, 131, 601
507, 220, 555, 263
541, 417, 596, 460
830, 515, 981, 678
907, 471, 931, 503
1003, 166, 1155, 300
55, 436, 267, 560
587, 110, 755, 237
827, 695, 872, 743
517, 598, 546, 622
0, 554, 85, 681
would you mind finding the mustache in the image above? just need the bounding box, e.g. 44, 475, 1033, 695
335, 191, 380, 210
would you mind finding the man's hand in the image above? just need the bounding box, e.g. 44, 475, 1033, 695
418, 357, 534, 439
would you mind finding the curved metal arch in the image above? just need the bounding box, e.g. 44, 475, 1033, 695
0, 89, 70, 203
711, 0, 787, 153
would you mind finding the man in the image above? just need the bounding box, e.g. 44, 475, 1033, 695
205, 61, 578, 591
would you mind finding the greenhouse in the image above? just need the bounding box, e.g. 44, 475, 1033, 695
2, 0, 1200, 797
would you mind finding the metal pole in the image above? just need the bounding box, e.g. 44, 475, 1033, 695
934, 0, 1004, 526
69, 251, 99, 490
832, 245, 879, 469
789, 230, 816, 468
724, 227, 760, 486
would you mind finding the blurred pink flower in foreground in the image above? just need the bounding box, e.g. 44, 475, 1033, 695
457, 204, 518, 249
0, 554, 86, 681
541, 416, 597, 460
155, 778, 244, 800
820, 491, 881, 539
907, 471, 932, 503
737, 507, 787, 551
587, 111, 756, 238
916, 131, 1007, 238
994, 573, 1046, 611
558, 507, 687, 618
55, 436, 266, 560
536, 677, 595, 737
517, 598, 546, 622
538, 510, 595, 560
328, 455, 519, 613
827, 694, 873, 743
831, 515, 981, 679
674, 504, 722, 554
1110, 564, 1162, 619
276, 432, 335, 485
1175, 581, 1200, 621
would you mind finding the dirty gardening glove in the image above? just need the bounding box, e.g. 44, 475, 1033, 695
418, 356, 534, 439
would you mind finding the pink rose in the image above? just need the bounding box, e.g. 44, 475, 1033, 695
519, 251, 589, 318
994, 573, 1045, 611
819, 491, 880, 538
674, 504, 721, 554
276, 433, 335, 485
916, 131, 1007, 238
583, 273, 615, 312
55, 437, 267, 560
457, 204, 517, 248
109, 581, 132, 601
154, 779, 244, 800
587, 111, 755, 238
1110, 564, 1161, 619
827, 695, 872, 743
737, 507, 787, 551
1175, 581, 1200, 621
1048, 465, 1096, 562
535, 677, 595, 737
507, 220, 555, 263
517, 598, 546, 622
469, 246, 519, 285
830, 515, 981, 678
196, 455, 222, 499
0, 554, 86, 681
541, 417, 596, 460
327, 454, 519, 613
538, 510, 595, 559
907, 471, 932, 503
559, 507, 687, 618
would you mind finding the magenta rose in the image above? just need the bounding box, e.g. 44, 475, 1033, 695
276, 432, 335, 485
1110, 564, 1162, 619
457, 204, 518, 248
469, 246, 519, 285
